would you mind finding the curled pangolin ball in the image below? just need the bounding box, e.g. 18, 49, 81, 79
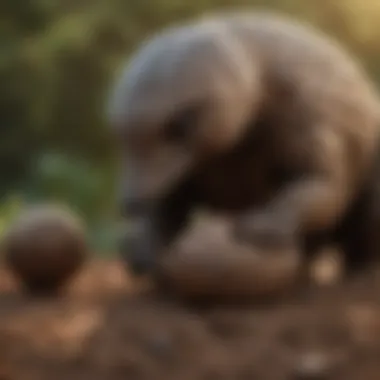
1, 204, 88, 294
158, 215, 301, 302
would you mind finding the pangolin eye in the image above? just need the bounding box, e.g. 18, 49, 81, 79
164, 104, 201, 143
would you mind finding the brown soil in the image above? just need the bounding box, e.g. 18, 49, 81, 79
0, 258, 380, 380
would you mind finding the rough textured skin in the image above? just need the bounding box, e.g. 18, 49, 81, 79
108, 11, 380, 279
1, 204, 88, 295
158, 215, 301, 300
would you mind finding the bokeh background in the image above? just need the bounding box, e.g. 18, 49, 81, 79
2, 0, 380, 254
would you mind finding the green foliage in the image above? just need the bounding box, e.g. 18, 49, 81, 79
0, 196, 25, 240
24, 152, 116, 222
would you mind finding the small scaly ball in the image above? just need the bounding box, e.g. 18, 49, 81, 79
2, 203, 88, 295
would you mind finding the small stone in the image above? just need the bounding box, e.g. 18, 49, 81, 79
310, 247, 343, 286
293, 352, 332, 380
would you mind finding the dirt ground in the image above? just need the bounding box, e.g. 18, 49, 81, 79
1, 258, 380, 380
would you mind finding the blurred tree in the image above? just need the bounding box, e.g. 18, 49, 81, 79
0, 0, 52, 195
